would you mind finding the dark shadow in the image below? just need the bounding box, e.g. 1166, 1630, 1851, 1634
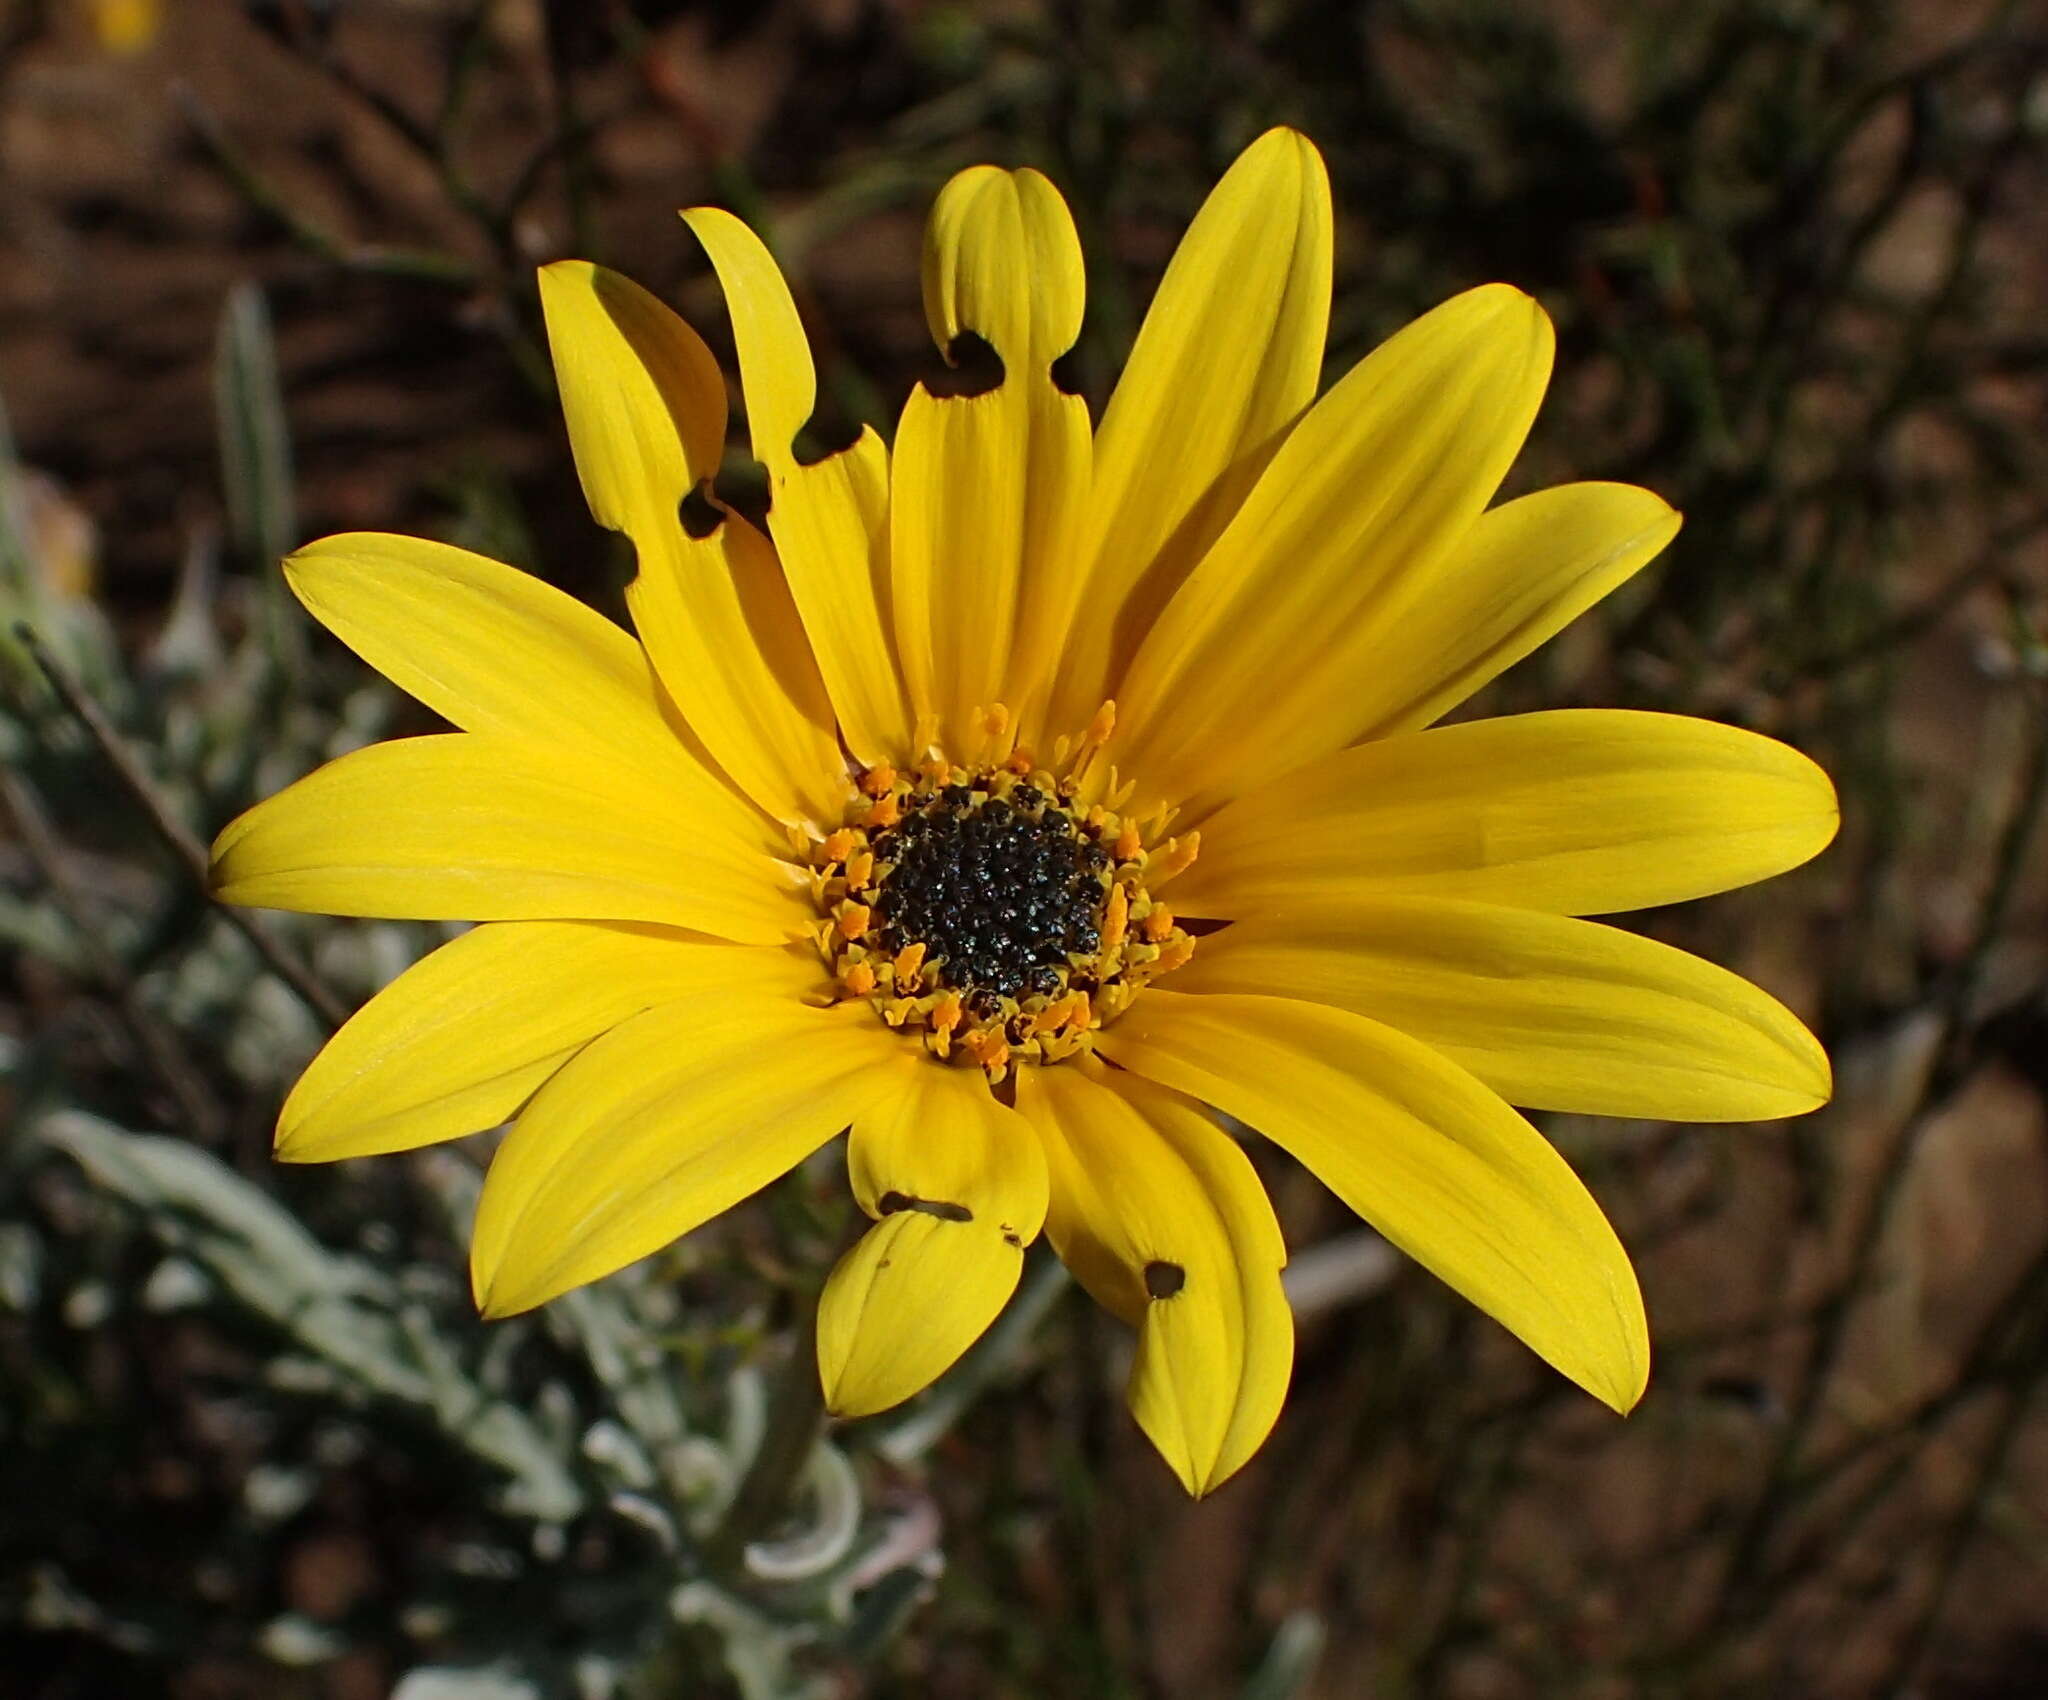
924, 329, 1006, 399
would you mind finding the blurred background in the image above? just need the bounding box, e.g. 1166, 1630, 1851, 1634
2, 1, 2045, 1695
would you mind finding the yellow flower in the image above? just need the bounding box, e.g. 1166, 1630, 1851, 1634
210, 130, 1836, 1496
88, 0, 160, 55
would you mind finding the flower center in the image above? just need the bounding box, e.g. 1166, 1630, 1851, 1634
872, 787, 1106, 1000
806, 713, 1197, 1079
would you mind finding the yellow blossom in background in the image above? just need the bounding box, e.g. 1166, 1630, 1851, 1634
13, 469, 98, 601
208, 130, 1836, 1495
89, 0, 161, 55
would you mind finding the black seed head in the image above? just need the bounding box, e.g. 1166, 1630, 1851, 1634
868, 788, 1108, 999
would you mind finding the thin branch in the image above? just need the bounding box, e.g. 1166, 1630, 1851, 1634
1708, 688, 2048, 1635
498, 111, 603, 231
299, 41, 517, 274
16, 623, 351, 1032
540, 0, 598, 255
176, 85, 479, 288
1881, 1371, 2041, 1697
1793, 513, 2045, 681
0, 764, 223, 1139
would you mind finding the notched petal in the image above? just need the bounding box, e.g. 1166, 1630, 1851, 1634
926, 329, 1007, 399
677, 481, 723, 540
922, 164, 1084, 375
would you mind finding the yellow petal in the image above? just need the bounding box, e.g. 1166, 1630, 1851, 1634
283, 532, 687, 778
279, 923, 783, 1162
538, 259, 727, 489
681, 208, 910, 767
536, 262, 845, 825
1174, 709, 1840, 919
1017, 1060, 1290, 1495
821, 1055, 1048, 1416
1048, 127, 1332, 738
1099, 990, 1649, 1412
1112, 284, 1555, 809
471, 990, 883, 1315
1177, 896, 1830, 1122
921, 165, 1085, 369
622, 509, 846, 825
893, 167, 1091, 756
847, 1053, 1049, 1244
677, 208, 813, 459
815, 1208, 1021, 1418
1349, 482, 1682, 741
209, 733, 806, 944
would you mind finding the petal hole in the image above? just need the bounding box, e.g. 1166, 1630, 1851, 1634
1144, 1259, 1187, 1299
877, 1189, 975, 1224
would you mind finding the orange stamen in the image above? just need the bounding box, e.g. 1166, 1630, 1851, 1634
1100, 884, 1129, 956
1026, 993, 1074, 1037
1150, 832, 1200, 884
979, 704, 1010, 759
815, 722, 1199, 1076
961, 1027, 1010, 1076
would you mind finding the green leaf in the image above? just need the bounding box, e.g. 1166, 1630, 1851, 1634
213, 282, 297, 571
39, 1110, 584, 1522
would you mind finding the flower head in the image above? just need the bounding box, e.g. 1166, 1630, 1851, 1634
211, 130, 1836, 1495
89, 0, 160, 55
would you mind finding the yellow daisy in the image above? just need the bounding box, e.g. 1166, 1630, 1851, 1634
210, 129, 1836, 1496
88, 0, 160, 55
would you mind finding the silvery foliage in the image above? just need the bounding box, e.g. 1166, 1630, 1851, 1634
0, 285, 948, 1699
